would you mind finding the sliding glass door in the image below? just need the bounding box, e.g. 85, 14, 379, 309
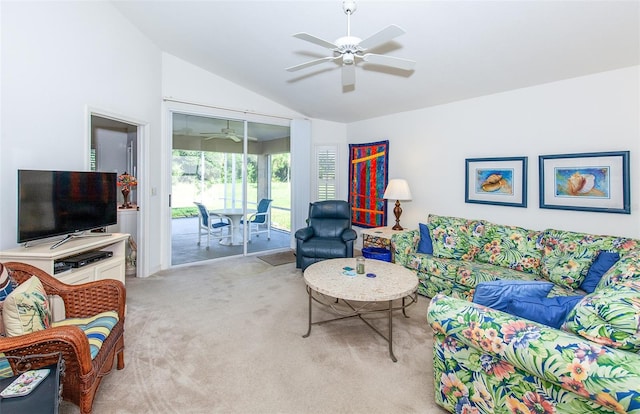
170, 112, 291, 266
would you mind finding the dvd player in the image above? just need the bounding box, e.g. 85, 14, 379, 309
60, 250, 113, 268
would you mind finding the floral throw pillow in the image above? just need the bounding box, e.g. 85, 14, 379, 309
596, 249, 640, 291
474, 223, 542, 274
427, 214, 486, 261
539, 229, 609, 289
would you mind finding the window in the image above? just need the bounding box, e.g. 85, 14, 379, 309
316, 145, 337, 200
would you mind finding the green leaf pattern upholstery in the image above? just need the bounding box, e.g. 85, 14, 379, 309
394, 214, 640, 414
538, 229, 639, 289
427, 294, 640, 414
427, 214, 487, 261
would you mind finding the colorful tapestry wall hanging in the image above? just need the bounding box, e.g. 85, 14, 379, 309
348, 140, 389, 228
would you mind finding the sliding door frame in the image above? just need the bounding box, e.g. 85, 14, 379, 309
161, 100, 296, 269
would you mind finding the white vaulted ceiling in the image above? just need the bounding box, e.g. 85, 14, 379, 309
111, 0, 640, 123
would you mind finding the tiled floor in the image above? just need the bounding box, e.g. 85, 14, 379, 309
171, 217, 292, 266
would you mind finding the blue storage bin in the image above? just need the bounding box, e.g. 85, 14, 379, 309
362, 247, 392, 262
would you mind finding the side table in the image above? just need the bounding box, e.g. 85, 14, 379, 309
0, 355, 64, 414
361, 226, 413, 262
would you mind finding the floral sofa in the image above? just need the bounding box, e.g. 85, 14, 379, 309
392, 214, 638, 299
392, 214, 640, 413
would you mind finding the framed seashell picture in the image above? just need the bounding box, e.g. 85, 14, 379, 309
539, 151, 630, 214
465, 156, 528, 207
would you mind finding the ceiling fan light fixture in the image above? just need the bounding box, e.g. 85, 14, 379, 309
343, 52, 355, 65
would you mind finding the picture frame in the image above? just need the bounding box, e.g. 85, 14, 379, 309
539, 151, 630, 214
465, 157, 528, 208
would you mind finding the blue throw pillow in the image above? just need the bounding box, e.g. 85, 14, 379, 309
472, 280, 554, 312
580, 251, 620, 293
506, 295, 584, 328
417, 223, 433, 254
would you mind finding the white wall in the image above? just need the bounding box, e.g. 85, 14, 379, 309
348, 66, 640, 238
2, 1, 637, 277
0, 2, 348, 275
0, 1, 162, 274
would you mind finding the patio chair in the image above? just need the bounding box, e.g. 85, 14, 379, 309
194, 202, 232, 249
242, 198, 272, 242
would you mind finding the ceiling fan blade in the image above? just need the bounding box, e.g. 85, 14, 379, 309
342, 64, 355, 86
362, 53, 416, 71
286, 56, 336, 72
358, 24, 406, 50
292, 32, 338, 50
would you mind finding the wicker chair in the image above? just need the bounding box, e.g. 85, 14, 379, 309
0, 262, 126, 414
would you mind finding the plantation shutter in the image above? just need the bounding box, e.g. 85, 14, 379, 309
316, 145, 337, 201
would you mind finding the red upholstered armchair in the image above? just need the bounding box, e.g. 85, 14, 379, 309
0, 262, 125, 414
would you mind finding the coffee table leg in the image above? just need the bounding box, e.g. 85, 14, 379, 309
402, 296, 410, 318
303, 288, 312, 338
388, 299, 397, 363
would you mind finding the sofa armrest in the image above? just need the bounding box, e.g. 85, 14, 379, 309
427, 294, 640, 409
391, 229, 419, 266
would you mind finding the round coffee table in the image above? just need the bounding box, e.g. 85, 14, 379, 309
302, 258, 418, 362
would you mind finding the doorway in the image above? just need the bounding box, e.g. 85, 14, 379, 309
90, 114, 141, 277
170, 112, 291, 265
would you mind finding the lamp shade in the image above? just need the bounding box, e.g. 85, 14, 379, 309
383, 179, 412, 201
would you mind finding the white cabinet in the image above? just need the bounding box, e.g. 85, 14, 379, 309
108, 206, 138, 276
0, 233, 128, 320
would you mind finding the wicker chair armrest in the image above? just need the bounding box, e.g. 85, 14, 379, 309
0, 325, 93, 375
4, 262, 126, 319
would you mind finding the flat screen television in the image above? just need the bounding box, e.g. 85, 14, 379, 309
18, 170, 118, 247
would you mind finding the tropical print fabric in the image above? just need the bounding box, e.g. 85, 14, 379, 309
391, 215, 640, 300
474, 223, 542, 275
392, 229, 420, 268
427, 214, 486, 261
597, 249, 640, 290
427, 294, 640, 414
538, 229, 639, 290
564, 281, 640, 352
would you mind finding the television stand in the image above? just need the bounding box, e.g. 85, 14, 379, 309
0, 233, 129, 321
48, 232, 113, 250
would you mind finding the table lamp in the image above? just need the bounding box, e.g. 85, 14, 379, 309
383, 179, 412, 230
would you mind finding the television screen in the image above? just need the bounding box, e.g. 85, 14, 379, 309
18, 170, 118, 244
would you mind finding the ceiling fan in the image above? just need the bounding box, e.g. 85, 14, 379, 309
286, 0, 416, 87
200, 120, 257, 142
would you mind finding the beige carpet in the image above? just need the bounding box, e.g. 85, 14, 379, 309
60, 256, 447, 414
257, 250, 296, 266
